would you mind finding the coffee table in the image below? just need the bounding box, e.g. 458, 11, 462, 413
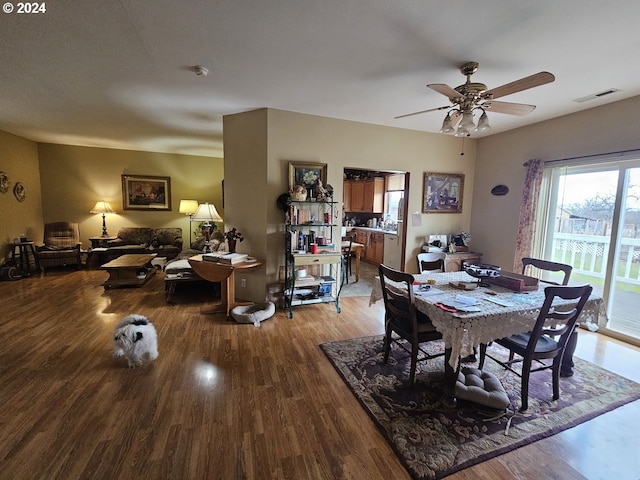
101, 253, 157, 289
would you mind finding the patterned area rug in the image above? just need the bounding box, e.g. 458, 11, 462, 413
320, 335, 640, 480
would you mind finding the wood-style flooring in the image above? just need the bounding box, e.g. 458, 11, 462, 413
0, 268, 639, 479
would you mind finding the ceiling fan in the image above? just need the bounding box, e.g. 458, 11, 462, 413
395, 61, 555, 136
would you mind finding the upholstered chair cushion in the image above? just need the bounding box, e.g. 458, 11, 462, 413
455, 367, 510, 410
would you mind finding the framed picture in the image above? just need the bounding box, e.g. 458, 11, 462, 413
288, 162, 327, 190
122, 174, 172, 211
423, 172, 464, 213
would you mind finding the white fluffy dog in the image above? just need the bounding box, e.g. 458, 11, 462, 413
112, 314, 158, 368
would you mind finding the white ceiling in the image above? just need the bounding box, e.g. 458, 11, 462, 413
2, 0, 640, 158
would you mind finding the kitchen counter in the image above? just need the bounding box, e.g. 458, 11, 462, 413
346, 226, 398, 235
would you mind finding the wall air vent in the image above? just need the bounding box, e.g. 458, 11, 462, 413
573, 88, 620, 103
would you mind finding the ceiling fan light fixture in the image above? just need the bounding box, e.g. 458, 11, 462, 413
455, 126, 471, 137
459, 111, 475, 130
440, 113, 456, 134
474, 110, 491, 132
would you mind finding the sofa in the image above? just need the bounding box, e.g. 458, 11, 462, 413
105, 227, 183, 261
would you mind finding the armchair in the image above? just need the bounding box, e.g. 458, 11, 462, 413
36, 222, 82, 271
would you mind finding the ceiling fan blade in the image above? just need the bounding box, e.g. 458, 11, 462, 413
483, 100, 536, 116
427, 84, 464, 99
394, 105, 450, 120
485, 72, 555, 100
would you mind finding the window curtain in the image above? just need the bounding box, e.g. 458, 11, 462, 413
513, 159, 544, 272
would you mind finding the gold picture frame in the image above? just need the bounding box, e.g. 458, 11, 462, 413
122, 174, 171, 211
423, 172, 464, 213
288, 162, 327, 190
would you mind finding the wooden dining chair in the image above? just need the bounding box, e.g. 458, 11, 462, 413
522, 257, 573, 285
378, 263, 444, 384
479, 284, 593, 411
416, 252, 446, 273
341, 233, 355, 283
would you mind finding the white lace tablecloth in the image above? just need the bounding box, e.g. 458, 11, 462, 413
370, 271, 606, 369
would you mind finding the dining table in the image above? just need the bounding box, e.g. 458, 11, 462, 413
370, 270, 606, 406
341, 240, 365, 282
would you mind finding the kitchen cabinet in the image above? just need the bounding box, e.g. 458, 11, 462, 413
370, 232, 384, 264
354, 229, 368, 259
364, 178, 384, 213
343, 178, 384, 213
343, 181, 352, 212
353, 228, 384, 265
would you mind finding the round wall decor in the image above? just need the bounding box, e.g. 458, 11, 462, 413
490, 184, 509, 196
0, 172, 8, 193
13, 182, 26, 202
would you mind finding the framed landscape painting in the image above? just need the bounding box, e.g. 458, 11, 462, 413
423, 172, 464, 213
122, 174, 171, 211
289, 162, 327, 190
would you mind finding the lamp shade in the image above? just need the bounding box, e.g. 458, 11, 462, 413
192, 202, 223, 223
179, 199, 199, 215
474, 111, 491, 132
439, 113, 456, 134
90, 201, 115, 214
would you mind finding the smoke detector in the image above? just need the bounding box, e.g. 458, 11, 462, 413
193, 65, 209, 77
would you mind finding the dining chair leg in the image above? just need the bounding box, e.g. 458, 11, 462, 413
520, 358, 533, 411
552, 357, 562, 400
383, 326, 392, 363
478, 343, 487, 369
409, 340, 418, 384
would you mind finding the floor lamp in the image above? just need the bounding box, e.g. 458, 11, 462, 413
179, 200, 199, 246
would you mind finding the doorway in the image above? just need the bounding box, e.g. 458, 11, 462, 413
540, 160, 640, 343
343, 168, 410, 271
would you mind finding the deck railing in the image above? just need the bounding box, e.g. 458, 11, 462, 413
551, 233, 640, 286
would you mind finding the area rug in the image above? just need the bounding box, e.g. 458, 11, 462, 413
320, 335, 640, 480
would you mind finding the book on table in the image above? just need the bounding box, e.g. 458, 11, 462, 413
203, 252, 248, 265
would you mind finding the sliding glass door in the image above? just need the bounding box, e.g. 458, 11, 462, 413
541, 159, 640, 341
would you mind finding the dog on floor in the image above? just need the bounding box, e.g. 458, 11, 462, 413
112, 314, 158, 368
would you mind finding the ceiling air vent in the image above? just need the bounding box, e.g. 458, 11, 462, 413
573, 88, 620, 103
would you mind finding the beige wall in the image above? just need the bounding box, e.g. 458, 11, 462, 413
0, 130, 44, 264
472, 95, 640, 270
224, 108, 478, 301
38, 143, 224, 249
223, 109, 269, 301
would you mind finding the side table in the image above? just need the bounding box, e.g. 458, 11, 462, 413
86, 247, 108, 269
89, 236, 116, 248
12, 241, 40, 276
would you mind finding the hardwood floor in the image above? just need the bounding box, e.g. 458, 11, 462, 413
1, 268, 639, 479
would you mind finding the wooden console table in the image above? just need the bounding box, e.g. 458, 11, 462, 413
101, 253, 156, 289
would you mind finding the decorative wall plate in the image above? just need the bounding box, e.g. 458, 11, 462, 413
491, 184, 509, 196
13, 182, 26, 202
0, 172, 8, 193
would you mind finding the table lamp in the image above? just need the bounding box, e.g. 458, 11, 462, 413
90, 201, 115, 237
192, 203, 223, 251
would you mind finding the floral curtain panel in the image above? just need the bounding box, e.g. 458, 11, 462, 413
513, 159, 544, 272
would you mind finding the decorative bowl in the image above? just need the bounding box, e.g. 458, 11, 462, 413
464, 263, 501, 285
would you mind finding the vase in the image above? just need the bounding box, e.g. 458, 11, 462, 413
228, 239, 236, 253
